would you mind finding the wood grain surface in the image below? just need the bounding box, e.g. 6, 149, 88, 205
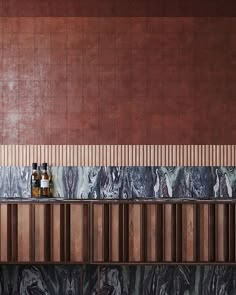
0, 201, 234, 263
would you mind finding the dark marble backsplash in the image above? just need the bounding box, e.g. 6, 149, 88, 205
0, 264, 235, 295
0, 166, 235, 199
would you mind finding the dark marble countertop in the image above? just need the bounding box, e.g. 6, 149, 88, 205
0, 197, 235, 203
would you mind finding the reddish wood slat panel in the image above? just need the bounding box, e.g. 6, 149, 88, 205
51, 204, 61, 262
146, 204, 157, 262
109, 204, 120, 262
0, 204, 9, 262
11, 205, 17, 262
176, 204, 182, 262
0, 145, 235, 166
70, 204, 88, 262
156, 204, 163, 261
129, 204, 143, 262
122, 204, 129, 262
199, 204, 210, 261
93, 204, 104, 262
182, 204, 196, 262
0, 201, 235, 263
17, 204, 31, 262
215, 204, 229, 262
34, 204, 46, 262
64, 205, 70, 261
163, 204, 175, 262
229, 204, 235, 261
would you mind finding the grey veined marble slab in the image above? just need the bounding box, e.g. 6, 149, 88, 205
52, 166, 236, 199
2, 166, 236, 199
10, 166, 31, 198
0, 167, 10, 198
0, 265, 234, 295
0, 265, 85, 295
99, 265, 235, 295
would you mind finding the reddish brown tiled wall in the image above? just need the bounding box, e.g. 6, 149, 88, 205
0, 0, 235, 17
0, 17, 234, 144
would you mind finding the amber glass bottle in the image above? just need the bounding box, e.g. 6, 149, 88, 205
48, 166, 54, 197
40, 163, 50, 197
31, 163, 40, 197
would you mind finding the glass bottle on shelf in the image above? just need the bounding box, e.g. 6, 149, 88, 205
48, 165, 54, 198
40, 163, 50, 198
31, 163, 40, 198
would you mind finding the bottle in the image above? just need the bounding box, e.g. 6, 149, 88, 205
40, 163, 50, 198
48, 165, 54, 198
31, 163, 40, 198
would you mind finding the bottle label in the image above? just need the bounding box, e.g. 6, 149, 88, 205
32, 179, 40, 187
41, 179, 49, 188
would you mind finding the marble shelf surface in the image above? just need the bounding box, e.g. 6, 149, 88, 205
0, 197, 235, 203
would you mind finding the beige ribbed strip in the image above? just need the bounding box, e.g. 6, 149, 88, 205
0, 145, 235, 166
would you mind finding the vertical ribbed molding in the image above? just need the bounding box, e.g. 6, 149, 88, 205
0, 145, 235, 166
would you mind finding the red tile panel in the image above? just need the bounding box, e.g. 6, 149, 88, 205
0, 0, 236, 17
0, 17, 235, 144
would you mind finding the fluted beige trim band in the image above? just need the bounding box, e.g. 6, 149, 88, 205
0, 145, 235, 166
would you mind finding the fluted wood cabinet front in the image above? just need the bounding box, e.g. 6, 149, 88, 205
90, 201, 236, 264
0, 203, 89, 263
0, 201, 235, 264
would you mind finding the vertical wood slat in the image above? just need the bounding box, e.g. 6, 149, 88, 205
51, 204, 62, 262
0, 204, 9, 261
17, 204, 31, 262
146, 204, 157, 262
229, 204, 235, 261
128, 204, 143, 262
34, 204, 46, 262
0, 145, 235, 166
70, 204, 89, 262
145, 204, 163, 262
64, 204, 70, 262
122, 204, 129, 262
0, 201, 235, 264
182, 204, 196, 262
175, 204, 182, 262
199, 204, 215, 262
93, 204, 104, 262
109, 204, 120, 262
163, 204, 176, 262
156, 204, 163, 261
215, 204, 229, 262
11, 204, 17, 262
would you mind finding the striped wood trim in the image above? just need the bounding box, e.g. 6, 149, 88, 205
0, 145, 235, 166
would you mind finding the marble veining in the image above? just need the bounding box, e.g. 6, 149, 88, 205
0, 265, 98, 295
0, 167, 10, 198
100, 265, 234, 295
0, 265, 83, 295
0, 265, 235, 294
55, 166, 236, 199
2, 166, 236, 199
10, 167, 31, 198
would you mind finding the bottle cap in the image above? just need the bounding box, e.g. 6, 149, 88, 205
32, 163, 37, 170
42, 163, 47, 170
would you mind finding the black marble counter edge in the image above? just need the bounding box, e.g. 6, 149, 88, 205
0, 197, 235, 203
